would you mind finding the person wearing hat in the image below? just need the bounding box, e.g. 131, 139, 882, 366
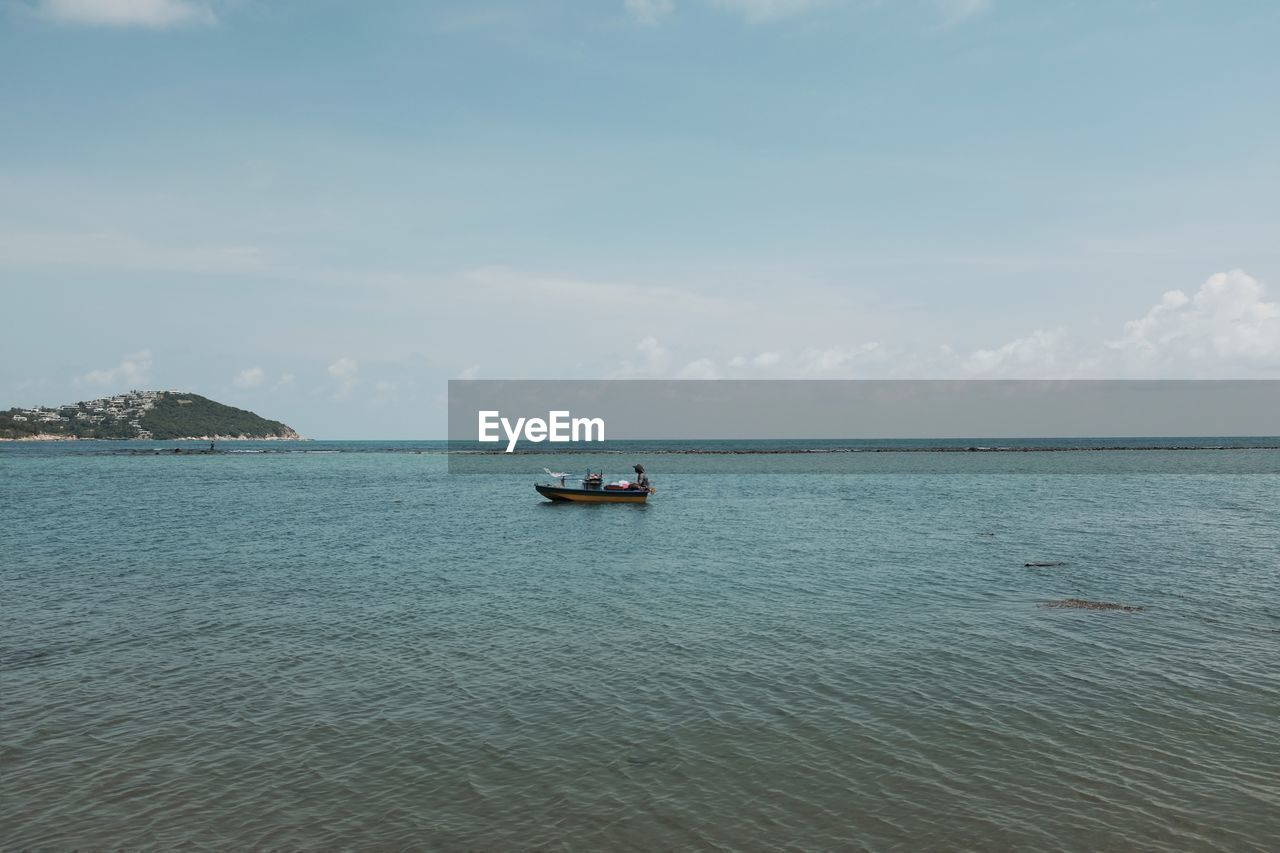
631, 464, 650, 491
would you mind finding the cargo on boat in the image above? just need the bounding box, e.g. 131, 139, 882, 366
535, 471, 653, 503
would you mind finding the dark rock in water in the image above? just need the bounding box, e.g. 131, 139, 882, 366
1042, 598, 1144, 612
1025, 561, 1067, 567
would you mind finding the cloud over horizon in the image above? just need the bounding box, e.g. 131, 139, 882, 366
233, 367, 265, 389
1105, 270, 1280, 377
592, 271, 1278, 381
327, 357, 359, 398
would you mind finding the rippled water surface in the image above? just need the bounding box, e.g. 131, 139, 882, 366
2, 442, 1278, 850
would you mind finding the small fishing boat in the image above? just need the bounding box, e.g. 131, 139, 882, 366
535, 472, 653, 503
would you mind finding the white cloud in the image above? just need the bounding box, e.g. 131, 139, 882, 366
963, 329, 1066, 377
797, 342, 885, 376
273, 373, 295, 390
328, 357, 359, 397
284, 269, 1276, 389
751, 351, 783, 368
78, 349, 153, 388
710, 0, 828, 23
621, 341, 891, 379
624, 0, 674, 25
1106, 269, 1279, 376
233, 367, 264, 388
636, 336, 667, 362
727, 344, 889, 377
956, 270, 1278, 378
676, 358, 720, 379
328, 357, 358, 381
610, 336, 673, 378
38, 0, 215, 29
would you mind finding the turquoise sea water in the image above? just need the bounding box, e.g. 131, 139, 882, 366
2, 440, 1278, 850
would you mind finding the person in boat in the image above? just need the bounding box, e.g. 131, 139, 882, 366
631, 464, 650, 490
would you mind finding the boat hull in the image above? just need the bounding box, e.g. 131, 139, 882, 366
536, 483, 649, 503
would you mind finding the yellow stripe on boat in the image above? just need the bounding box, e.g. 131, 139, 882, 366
554, 492, 647, 502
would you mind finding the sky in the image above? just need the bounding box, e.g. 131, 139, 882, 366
1, 0, 1278, 438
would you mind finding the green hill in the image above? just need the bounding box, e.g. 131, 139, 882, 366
140, 393, 300, 440
0, 391, 301, 440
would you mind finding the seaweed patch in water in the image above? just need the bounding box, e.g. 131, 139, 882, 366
1042, 598, 1144, 612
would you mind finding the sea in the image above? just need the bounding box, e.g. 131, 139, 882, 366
2, 438, 1278, 850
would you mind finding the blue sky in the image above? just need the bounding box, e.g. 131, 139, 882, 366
2, 0, 1278, 437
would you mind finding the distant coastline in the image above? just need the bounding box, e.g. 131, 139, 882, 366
0, 390, 300, 441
